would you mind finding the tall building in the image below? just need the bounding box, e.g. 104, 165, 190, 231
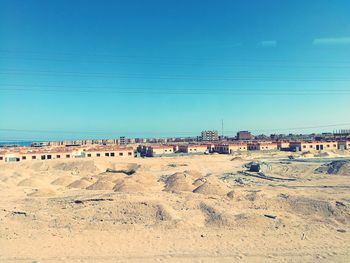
237, 131, 252, 140
119, 136, 126, 145
201, 130, 219, 141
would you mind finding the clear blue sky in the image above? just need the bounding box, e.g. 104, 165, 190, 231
0, 0, 350, 140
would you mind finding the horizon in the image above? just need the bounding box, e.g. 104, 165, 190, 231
1, 0, 350, 140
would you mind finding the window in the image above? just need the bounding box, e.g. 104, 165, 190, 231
165, 149, 167, 152
66, 154, 70, 158
0, 157, 3, 160
111, 152, 115, 157
327, 145, 330, 148
119, 152, 123, 156
22, 156, 26, 160
128, 152, 132, 156
41, 155, 46, 160
310, 145, 313, 148
96, 153, 100, 157
32, 156, 36, 159
56, 155, 61, 158
333, 144, 336, 147
303, 145, 306, 148
87, 154, 91, 157
105, 153, 109, 157
47, 155, 52, 159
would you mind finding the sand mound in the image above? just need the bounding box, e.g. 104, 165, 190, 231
31, 162, 50, 172
231, 157, 243, 161
113, 178, 145, 192
105, 163, 140, 174
183, 170, 202, 179
163, 172, 194, 192
277, 194, 347, 220
97, 172, 128, 182
86, 179, 116, 190
193, 177, 207, 187
67, 178, 92, 189
315, 160, 350, 176
199, 202, 235, 227
301, 151, 314, 158
52, 161, 98, 174
27, 188, 56, 197
193, 177, 231, 196
51, 176, 77, 186
17, 178, 43, 187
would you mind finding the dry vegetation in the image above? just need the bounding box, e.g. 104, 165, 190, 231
0, 151, 350, 262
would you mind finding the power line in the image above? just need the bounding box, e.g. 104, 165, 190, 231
0, 87, 349, 95
1, 70, 350, 81
1, 123, 350, 135
1, 49, 350, 65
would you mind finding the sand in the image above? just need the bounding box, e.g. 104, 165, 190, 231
0, 152, 350, 262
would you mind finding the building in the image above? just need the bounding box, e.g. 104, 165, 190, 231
289, 141, 338, 152
178, 144, 208, 154
119, 136, 126, 145
276, 141, 290, 150
143, 145, 175, 157
201, 130, 219, 141
214, 143, 248, 154
237, 131, 252, 140
84, 146, 134, 158
0, 145, 135, 163
248, 142, 278, 151
338, 140, 350, 150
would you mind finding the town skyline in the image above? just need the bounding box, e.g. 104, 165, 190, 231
1, 0, 350, 141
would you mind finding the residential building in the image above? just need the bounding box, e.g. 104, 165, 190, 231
201, 130, 219, 141
214, 143, 248, 154
338, 140, 350, 150
237, 131, 252, 140
248, 142, 278, 151
144, 145, 175, 157
178, 144, 208, 154
289, 141, 338, 152
276, 141, 290, 150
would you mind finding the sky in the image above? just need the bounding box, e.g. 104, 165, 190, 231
0, 0, 350, 140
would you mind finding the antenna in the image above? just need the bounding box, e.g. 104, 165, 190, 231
221, 119, 224, 138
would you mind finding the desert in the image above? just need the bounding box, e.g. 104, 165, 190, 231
0, 151, 349, 262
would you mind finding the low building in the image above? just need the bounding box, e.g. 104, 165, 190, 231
144, 145, 175, 157
215, 143, 248, 154
178, 144, 208, 154
84, 146, 134, 158
289, 141, 338, 152
338, 140, 350, 150
248, 142, 278, 151
276, 141, 290, 150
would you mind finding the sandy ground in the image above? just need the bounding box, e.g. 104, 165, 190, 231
0, 151, 350, 262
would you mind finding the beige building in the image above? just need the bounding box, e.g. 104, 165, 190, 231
83, 146, 134, 158
338, 140, 350, 150
248, 142, 278, 151
214, 143, 248, 154
0, 145, 134, 163
144, 145, 175, 157
289, 141, 338, 152
276, 141, 290, 150
178, 144, 208, 154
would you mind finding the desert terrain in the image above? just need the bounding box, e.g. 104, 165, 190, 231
0, 151, 350, 262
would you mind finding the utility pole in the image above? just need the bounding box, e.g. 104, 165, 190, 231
221, 119, 224, 139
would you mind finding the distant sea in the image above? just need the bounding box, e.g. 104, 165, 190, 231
0, 141, 33, 147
